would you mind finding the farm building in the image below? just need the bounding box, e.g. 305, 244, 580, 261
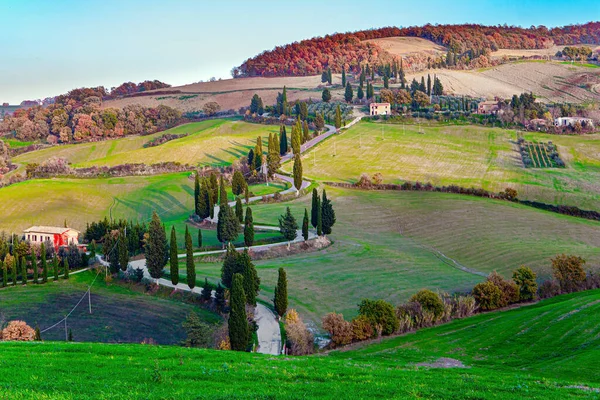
477, 100, 501, 115
370, 102, 391, 116
23, 226, 80, 250
554, 117, 595, 128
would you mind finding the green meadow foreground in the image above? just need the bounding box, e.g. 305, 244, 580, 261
294, 121, 600, 210
1, 289, 598, 399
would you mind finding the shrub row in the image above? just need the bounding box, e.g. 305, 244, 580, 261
143, 133, 189, 148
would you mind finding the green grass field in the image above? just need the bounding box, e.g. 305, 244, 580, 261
175, 186, 600, 325
291, 121, 600, 210
11, 118, 279, 172
0, 289, 598, 399
0, 270, 221, 344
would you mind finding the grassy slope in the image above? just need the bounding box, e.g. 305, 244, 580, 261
0, 270, 221, 344
292, 121, 600, 210
183, 187, 600, 325
0, 289, 598, 399
11, 118, 279, 170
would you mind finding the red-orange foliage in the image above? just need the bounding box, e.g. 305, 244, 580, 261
1, 321, 35, 341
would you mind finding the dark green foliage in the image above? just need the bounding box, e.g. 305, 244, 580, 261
52, 256, 59, 281
185, 226, 196, 289
321, 190, 336, 235
293, 154, 303, 192
146, 211, 167, 279
314, 113, 325, 131
20, 256, 27, 284
302, 120, 310, 144
215, 283, 226, 312
279, 127, 288, 155
209, 173, 219, 206
31, 247, 38, 284
472, 281, 503, 310
244, 207, 254, 247
302, 209, 309, 241
182, 312, 212, 348
170, 226, 179, 286
344, 83, 353, 102
201, 278, 212, 302
229, 273, 249, 351
341, 67, 346, 87
231, 171, 246, 196
334, 104, 342, 129
321, 71, 328, 83
194, 173, 201, 216
63, 257, 69, 280
273, 268, 288, 317
279, 207, 298, 242
41, 243, 48, 283
311, 189, 319, 228
432, 75, 443, 95
410, 289, 444, 319
118, 232, 129, 272
34, 324, 41, 341
133, 268, 144, 283
11, 257, 17, 286
89, 241, 96, 259
427, 74, 432, 96
235, 198, 244, 223
197, 229, 202, 249
217, 204, 239, 244
219, 176, 227, 206
357, 86, 364, 100
358, 299, 399, 336
383, 75, 389, 89
513, 266, 537, 301
247, 148, 255, 169
220, 243, 238, 288
322, 88, 331, 103
249, 94, 264, 115
239, 249, 259, 306
1, 260, 7, 287
68, 329, 73, 342
327, 68, 332, 85
317, 200, 323, 236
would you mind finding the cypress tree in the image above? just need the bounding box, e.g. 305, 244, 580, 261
244, 184, 250, 204
209, 173, 219, 206
215, 283, 225, 311
146, 211, 166, 279
170, 226, 179, 286
334, 104, 342, 129
321, 190, 336, 235
208, 190, 214, 219
279, 207, 298, 244
302, 208, 309, 241
232, 171, 245, 196
383, 75, 389, 89
427, 74, 432, 96
219, 175, 228, 206
118, 232, 129, 272
244, 207, 255, 247
221, 243, 238, 288
341, 67, 346, 87
293, 153, 303, 194
327, 68, 332, 85
235, 197, 244, 223
322, 88, 331, 102
185, 226, 196, 289
52, 255, 59, 281
197, 178, 208, 219
247, 148, 254, 169
68, 329, 73, 342
201, 277, 212, 302
279, 127, 288, 155
89, 240, 96, 259
11, 257, 17, 286
344, 83, 353, 102
63, 257, 69, 280
1, 259, 6, 287
317, 199, 323, 236
239, 249, 259, 306
41, 243, 48, 283
302, 120, 310, 143
34, 324, 42, 341
197, 229, 202, 249
357, 85, 364, 100
420, 76, 426, 92
229, 273, 249, 351
21, 256, 27, 285
311, 189, 318, 228
194, 173, 200, 215
31, 247, 38, 284
273, 268, 288, 317
217, 204, 239, 245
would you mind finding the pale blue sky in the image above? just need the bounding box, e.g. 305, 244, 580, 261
0, 0, 598, 103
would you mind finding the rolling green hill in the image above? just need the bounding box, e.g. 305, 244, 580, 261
1, 289, 598, 399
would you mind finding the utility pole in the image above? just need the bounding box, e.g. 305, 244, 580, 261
88, 290, 92, 314
64, 317, 68, 341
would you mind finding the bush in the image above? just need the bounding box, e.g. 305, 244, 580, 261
538, 280, 561, 299
451, 295, 477, 318
351, 315, 374, 341
286, 314, 314, 355
409, 289, 445, 319
584, 271, 600, 290
1, 321, 35, 341
472, 281, 503, 311
551, 254, 586, 293
322, 313, 353, 347
358, 299, 399, 336
512, 266, 538, 301
182, 312, 213, 348
487, 271, 520, 307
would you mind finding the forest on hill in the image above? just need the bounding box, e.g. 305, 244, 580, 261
233, 22, 600, 77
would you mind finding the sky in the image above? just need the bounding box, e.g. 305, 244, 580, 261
0, 0, 598, 104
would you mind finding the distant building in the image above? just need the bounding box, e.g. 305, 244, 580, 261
477, 100, 501, 115
370, 102, 391, 116
554, 117, 595, 128
23, 226, 80, 250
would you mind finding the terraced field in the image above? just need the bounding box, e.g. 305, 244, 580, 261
293, 121, 600, 210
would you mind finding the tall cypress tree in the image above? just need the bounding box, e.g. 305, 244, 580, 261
244, 207, 255, 247
11, 257, 17, 286
185, 226, 196, 289
21, 256, 27, 285
52, 255, 59, 281
310, 189, 319, 228
41, 243, 48, 283
302, 208, 309, 241
197, 229, 202, 249
169, 226, 179, 286
334, 104, 342, 129
327, 68, 332, 85
293, 154, 303, 194
317, 199, 323, 236
1, 260, 7, 287
341, 67, 346, 87
235, 197, 244, 223
146, 211, 166, 279
31, 247, 38, 284
217, 204, 239, 245
194, 173, 200, 216
201, 277, 212, 302
197, 178, 208, 218
229, 273, 249, 351
209, 173, 219, 206
273, 268, 288, 317
302, 120, 310, 144
219, 175, 228, 206
344, 83, 353, 102
321, 190, 336, 235
239, 249, 259, 306
221, 243, 238, 288
118, 232, 129, 272
427, 74, 432, 96
63, 257, 69, 280
279, 127, 288, 155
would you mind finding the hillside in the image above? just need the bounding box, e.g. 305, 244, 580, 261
1, 289, 598, 398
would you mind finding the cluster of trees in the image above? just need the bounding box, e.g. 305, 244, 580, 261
556, 46, 594, 61
0, 139, 10, 178
1, 95, 181, 143
323, 254, 600, 348
278, 189, 336, 243
233, 23, 600, 77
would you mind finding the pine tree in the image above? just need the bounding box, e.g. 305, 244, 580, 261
63, 257, 69, 280
118, 232, 129, 272
229, 273, 249, 351
344, 83, 353, 102
40, 243, 48, 283
170, 226, 179, 286
31, 247, 38, 284
293, 153, 303, 193
317, 200, 323, 236
52, 255, 59, 281
427, 74, 432, 96
322, 88, 331, 103
217, 204, 240, 245
185, 226, 196, 289
321, 190, 336, 235
215, 283, 225, 311
273, 268, 288, 317
201, 277, 212, 302
197, 229, 202, 249
279, 207, 298, 244
244, 207, 254, 247
235, 197, 244, 223
239, 249, 259, 306
221, 243, 238, 288
194, 173, 200, 215
341, 67, 346, 87
146, 211, 166, 279
302, 208, 309, 241
219, 175, 227, 206
334, 104, 342, 129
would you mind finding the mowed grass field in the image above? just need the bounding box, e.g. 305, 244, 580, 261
0, 270, 222, 344
180, 186, 600, 326
292, 121, 600, 210
0, 289, 598, 399
11, 118, 279, 171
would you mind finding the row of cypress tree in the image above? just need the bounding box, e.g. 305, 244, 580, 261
0, 244, 69, 287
